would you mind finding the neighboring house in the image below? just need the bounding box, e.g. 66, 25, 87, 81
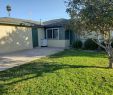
0, 17, 72, 54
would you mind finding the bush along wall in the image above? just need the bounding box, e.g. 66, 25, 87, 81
84, 39, 98, 50
72, 40, 83, 49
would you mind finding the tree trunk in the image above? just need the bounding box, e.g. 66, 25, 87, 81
109, 57, 113, 68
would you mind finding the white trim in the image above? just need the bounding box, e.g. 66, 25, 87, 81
58, 28, 59, 40
69, 30, 70, 40
52, 29, 53, 39
46, 28, 59, 40
46, 30, 47, 39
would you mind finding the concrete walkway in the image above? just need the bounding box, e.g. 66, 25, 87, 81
0, 47, 64, 71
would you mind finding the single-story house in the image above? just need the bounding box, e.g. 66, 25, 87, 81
0, 17, 73, 54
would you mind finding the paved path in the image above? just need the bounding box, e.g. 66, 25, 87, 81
0, 47, 64, 71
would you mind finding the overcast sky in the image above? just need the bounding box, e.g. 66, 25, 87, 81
0, 0, 69, 21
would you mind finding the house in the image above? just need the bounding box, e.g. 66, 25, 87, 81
0, 17, 72, 54
43, 19, 72, 48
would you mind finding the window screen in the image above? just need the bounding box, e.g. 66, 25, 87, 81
53, 29, 58, 39
47, 29, 52, 39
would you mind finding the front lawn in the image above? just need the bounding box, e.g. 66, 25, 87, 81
0, 50, 113, 95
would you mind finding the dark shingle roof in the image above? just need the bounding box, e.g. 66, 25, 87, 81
43, 18, 68, 27
0, 17, 69, 28
0, 17, 42, 27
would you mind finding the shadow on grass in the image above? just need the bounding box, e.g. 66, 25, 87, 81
0, 60, 107, 94
50, 49, 107, 58
0, 49, 108, 94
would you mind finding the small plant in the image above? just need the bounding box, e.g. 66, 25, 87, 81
84, 39, 98, 50
72, 40, 82, 49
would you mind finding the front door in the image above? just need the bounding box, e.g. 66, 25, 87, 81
32, 28, 38, 48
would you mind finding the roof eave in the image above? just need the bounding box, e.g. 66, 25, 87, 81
0, 22, 44, 28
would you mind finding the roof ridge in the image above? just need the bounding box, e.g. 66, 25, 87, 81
44, 18, 68, 22
0, 17, 40, 23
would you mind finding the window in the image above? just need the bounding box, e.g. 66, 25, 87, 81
53, 29, 58, 39
46, 28, 59, 39
65, 30, 70, 40
47, 29, 52, 39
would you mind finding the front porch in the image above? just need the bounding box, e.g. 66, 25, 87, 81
37, 27, 71, 48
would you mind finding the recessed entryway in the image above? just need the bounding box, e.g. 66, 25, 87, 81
32, 28, 38, 48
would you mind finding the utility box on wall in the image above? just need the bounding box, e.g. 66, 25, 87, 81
41, 39, 48, 47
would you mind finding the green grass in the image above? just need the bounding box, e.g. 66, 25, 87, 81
0, 49, 113, 95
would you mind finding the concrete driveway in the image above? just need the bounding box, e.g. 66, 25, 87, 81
0, 47, 64, 71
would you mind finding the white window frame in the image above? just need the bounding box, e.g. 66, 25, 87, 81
46, 28, 59, 40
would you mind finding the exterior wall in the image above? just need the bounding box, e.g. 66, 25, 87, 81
65, 40, 70, 47
59, 27, 65, 40
37, 28, 45, 47
80, 31, 97, 41
0, 25, 33, 54
47, 40, 70, 48
45, 27, 70, 48
80, 31, 113, 43
80, 31, 104, 43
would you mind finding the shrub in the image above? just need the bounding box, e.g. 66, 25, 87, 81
84, 39, 98, 50
72, 40, 82, 49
